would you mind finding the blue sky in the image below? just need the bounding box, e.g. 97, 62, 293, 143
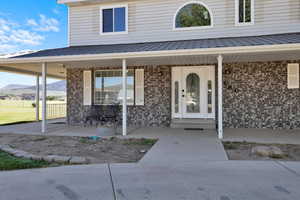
0, 0, 68, 87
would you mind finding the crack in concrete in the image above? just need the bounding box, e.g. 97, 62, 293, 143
56, 184, 80, 200
275, 161, 300, 177
108, 163, 117, 200
274, 185, 291, 194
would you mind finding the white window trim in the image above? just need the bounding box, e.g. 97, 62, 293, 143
94, 69, 134, 106
173, 1, 214, 31
99, 4, 128, 35
235, 0, 255, 26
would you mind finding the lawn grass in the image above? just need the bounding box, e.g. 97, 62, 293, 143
0, 100, 37, 125
0, 100, 66, 125
0, 107, 37, 125
0, 150, 51, 171
121, 138, 158, 146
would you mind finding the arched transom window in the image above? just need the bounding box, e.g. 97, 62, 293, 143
175, 2, 212, 29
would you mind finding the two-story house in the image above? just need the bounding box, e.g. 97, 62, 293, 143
1, 0, 300, 138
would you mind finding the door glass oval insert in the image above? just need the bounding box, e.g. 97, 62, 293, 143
186, 73, 200, 113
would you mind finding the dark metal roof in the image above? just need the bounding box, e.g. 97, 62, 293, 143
15, 33, 300, 58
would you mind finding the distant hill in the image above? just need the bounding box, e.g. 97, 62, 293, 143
0, 81, 66, 96
27, 80, 66, 91
1, 84, 32, 90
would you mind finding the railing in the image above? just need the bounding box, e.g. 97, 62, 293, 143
46, 103, 67, 119
0, 100, 67, 125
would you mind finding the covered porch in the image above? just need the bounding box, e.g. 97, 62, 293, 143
1, 33, 300, 139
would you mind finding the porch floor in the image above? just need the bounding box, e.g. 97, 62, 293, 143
0, 119, 137, 137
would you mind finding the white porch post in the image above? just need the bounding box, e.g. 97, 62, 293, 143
35, 75, 40, 121
217, 55, 223, 139
42, 63, 47, 133
122, 59, 127, 136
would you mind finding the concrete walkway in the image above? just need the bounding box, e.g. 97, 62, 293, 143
130, 128, 228, 165
0, 161, 300, 200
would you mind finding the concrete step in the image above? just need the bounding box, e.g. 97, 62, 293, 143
171, 118, 216, 130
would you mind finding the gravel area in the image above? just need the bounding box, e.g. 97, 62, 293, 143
223, 141, 300, 161
0, 134, 157, 164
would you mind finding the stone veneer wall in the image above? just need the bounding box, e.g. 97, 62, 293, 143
67, 66, 171, 127
222, 60, 300, 129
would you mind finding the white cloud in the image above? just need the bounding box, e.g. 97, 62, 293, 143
53, 8, 60, 15
0, 44, 17, 53
0, 18, 44, 53
27, 14, 60, 32
10, 30, 44, 45
27, 19, 38, 27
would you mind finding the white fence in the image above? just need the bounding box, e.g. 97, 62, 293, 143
0, 100, 67, 120
47, 103, 67, 119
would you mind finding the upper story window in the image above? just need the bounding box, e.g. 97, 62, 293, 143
100, 4, 128, 35
174, 2, 213, 30
235, 0, 254, 25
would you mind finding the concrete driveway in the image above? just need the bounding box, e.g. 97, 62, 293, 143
0, 128, 300, 199
0, 161, 300, 200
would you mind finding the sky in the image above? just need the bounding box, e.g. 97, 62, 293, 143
0, 0, 68, 87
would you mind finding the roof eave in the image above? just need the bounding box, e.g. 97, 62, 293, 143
57, 0, 86, 4
1, 43, 300, 64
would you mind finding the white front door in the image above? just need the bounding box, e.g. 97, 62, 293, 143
172, 66, 215, 119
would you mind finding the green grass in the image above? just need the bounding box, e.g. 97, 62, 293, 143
0, 100, 37, 125
0, 100, 66, 125
0, 107, 37, 125
223, 142, 241, 150
122, 138, 158, 146
0, 150, 51, 171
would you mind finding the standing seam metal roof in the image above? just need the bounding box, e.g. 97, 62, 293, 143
14, 33, 300, 58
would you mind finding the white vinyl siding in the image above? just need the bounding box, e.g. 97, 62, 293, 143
287, 63, 300, 89
69, 0, 300, 46
83, 70, 92, 105
135, 69, 144, 105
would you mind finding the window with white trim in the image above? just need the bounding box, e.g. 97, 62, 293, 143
175, 2, 212, 29
94, 70, 134, 105
235, 0, 254, 25
100, 5, 128, 34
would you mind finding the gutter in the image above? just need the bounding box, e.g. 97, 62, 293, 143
0, 43, 300, 64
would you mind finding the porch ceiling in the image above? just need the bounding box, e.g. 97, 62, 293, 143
0, 63, 66, 79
